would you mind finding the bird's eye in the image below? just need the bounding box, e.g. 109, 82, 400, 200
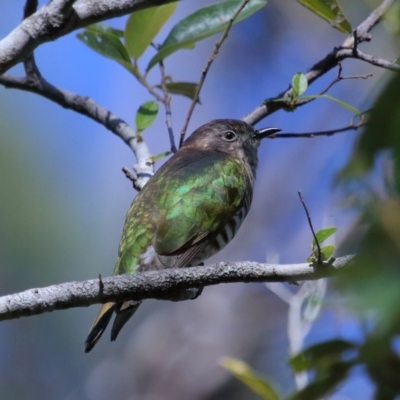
221, 130, 237, 142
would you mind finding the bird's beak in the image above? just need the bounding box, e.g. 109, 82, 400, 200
252, 127, 281, 139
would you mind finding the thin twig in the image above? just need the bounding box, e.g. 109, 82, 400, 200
298, 192, 322, 264
134, 61, 164, 102
338, 48, 400, 71
268, 117, 366, 139
122, 166, 142, 191
243, 0, 396, 126
318, 62, 345, 96
159, 60, 177, 153
179, 0, 250, 147
319, 63, 373, 96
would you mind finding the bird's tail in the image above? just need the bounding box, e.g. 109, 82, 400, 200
111, 301, 141, 342
84, 302, 116, 353
84, 301, 141, 353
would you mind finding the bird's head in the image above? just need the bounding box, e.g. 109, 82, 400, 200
182, 119, 280, 154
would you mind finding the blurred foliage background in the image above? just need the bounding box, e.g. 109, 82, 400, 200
0, 0, 399, 399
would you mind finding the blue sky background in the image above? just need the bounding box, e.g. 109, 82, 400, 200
0, 1, 397, 399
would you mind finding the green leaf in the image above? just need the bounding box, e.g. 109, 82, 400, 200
296, 0, 352, 34
221, 358, 279, 400
312, 227, 337, 246
334, 199, 400, 324
320, 245, 335, 260
85, 23, 124, 38
135, 101, 159, 131
289, 340, 356, 372
292, 73, 308, 97
319, 94, 361, 115
301, 94, 361, 115
156, 82, 199, 100
360, 339, 400, 396
289, 362, 353, 400
146, 0, 267, 71
77, 25, 138, 78
125, 3, 177, 60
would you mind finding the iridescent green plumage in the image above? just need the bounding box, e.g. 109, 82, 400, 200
84, 119, 280, 352
115, 152, 248, 275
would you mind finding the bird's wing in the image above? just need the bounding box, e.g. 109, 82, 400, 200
114, 149, 250, 275
152, 150, 249, 268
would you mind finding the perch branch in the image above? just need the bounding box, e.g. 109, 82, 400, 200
0, 255, 354, 321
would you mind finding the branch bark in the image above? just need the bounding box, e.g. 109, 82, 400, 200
0, 255, 354, 322
243, 0, 397, 125
0, 73, 154, 187
0, 0, 178, 75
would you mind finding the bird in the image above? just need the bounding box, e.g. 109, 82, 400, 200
84, 119, 280, 352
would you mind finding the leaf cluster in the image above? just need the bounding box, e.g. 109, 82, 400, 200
77, 2, 264, 125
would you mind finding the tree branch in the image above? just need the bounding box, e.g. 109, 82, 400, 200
0, 0, 394, 172
243, 0, 396, 126
342, 0, 394, 47
0, 0, 179, 75
0, 255, 354, 322
0, 73, 154, 187
0, 0, 396, 149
